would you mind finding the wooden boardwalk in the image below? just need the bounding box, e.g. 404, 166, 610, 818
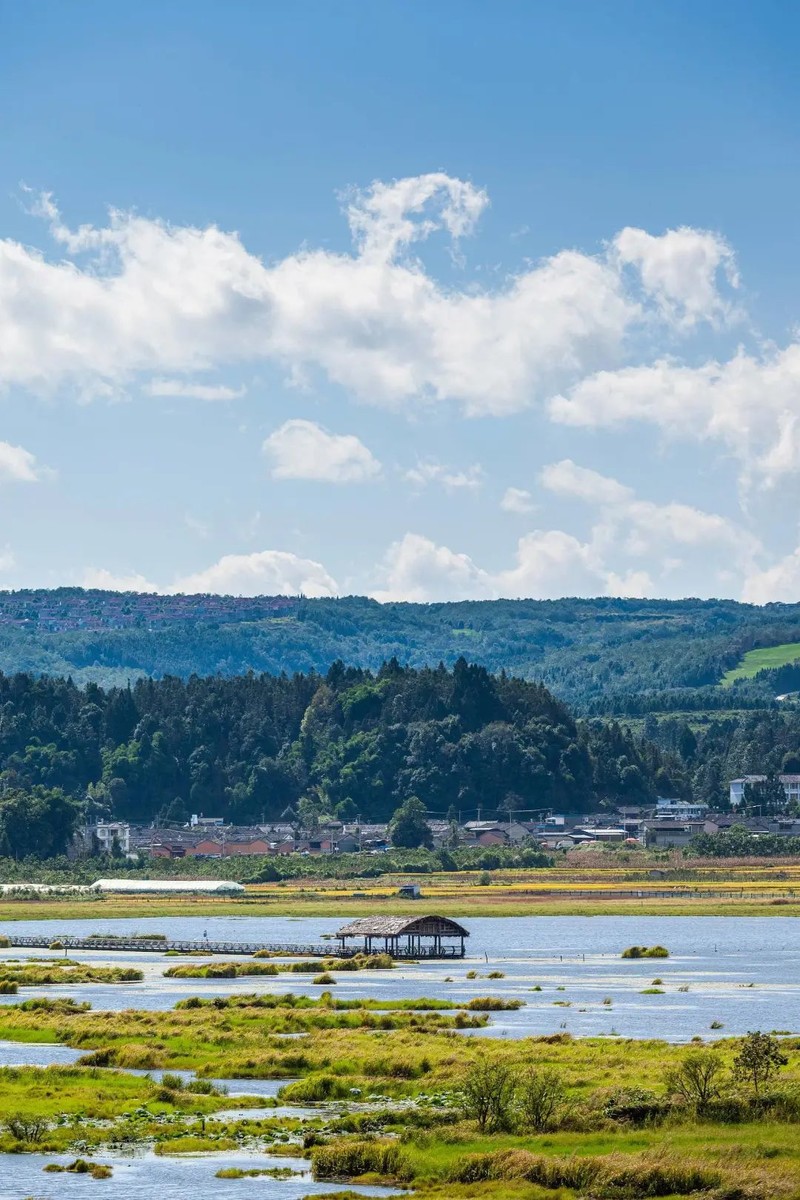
2, 934, 463, 960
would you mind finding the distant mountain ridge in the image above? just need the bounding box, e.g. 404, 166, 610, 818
2, 589, 800, 713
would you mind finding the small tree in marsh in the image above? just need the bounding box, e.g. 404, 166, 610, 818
459, 1061, 517, 1132
666, 1049, 725, 1112
517, 1066, 566, 1131
733, 1031, 788, 1099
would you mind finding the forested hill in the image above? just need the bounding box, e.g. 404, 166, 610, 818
0, 662, 687, 840
3, 590, 800, 712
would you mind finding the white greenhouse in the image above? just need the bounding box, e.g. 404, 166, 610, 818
92, 878, 245, 895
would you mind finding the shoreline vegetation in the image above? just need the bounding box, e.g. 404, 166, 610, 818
0, 991, 797, 1197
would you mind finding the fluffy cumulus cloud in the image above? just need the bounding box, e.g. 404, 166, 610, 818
404, 460, 484, 491
612, 225, 738, 328
372, 461, 765, 603
0, 177, 736, 415
263, 419, 381, 483
371, 529, 603, 602
500, 487, 535, 514
82, 567, 159, 592
83, 550, 339, 598
742, 549, 800, 605
174, 550, 338, 597
0, 440, 48, 483
548, 344, 800, 489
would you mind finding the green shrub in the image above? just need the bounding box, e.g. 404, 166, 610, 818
601, 1086, 669, 1124
459, 1061, 517, 1132
5, 1114, 48, 1143
516, 1066, 566, 1132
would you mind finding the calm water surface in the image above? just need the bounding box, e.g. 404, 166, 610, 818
0, 1150, 403, 1200
0, 915, 797, 1040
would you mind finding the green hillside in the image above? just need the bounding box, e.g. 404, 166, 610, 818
3, 589, 800, 713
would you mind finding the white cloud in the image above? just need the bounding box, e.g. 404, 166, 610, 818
548, 344, 800, 488
0, 441, 49, 483
372, 533, 490, 602
500, 487, 535, 514
371, 529, 604, 602
184, 514, 211, 539
371, 461, 765, 604
83, 549, 340, 598
173, 550, 338, 597
612, 225, 738, 329
82, 567, 158, 592
0, 178, 734, 416
145, 378, 245, 401
343, 172, 488, 261
263, 418, 381, 483
540, 459, 631, 506
404, 460, 483, 491
742, 549, 800, 605
540, 458, 760, 568
604, 569, 656, 598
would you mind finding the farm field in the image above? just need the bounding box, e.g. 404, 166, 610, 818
2, 862, 800, 921
721, 641, 800, 686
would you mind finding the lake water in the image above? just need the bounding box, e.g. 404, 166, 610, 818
0, 914, 797, 1040
0, 1149, 403, 1200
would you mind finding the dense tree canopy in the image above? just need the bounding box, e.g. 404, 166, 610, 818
0, 659, 685, 828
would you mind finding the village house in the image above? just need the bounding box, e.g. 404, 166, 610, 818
640, 819, 706, 848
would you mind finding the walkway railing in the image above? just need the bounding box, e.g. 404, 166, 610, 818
1, 935, 464, 960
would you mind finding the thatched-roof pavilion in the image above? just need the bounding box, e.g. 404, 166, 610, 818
334, 914, 469, 958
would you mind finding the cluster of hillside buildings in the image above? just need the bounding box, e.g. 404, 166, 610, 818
86, 781, 800, 861
1, 589, 294, 632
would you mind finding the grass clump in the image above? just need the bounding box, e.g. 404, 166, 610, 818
447, 1148, 720, 1194
0, 962, 142, 987
216, 1166, 300, 1178
465, 997, 523, 1011
622, 945, 670, 959
45, 1158, 113, 1179
312, 1139, 412, 1182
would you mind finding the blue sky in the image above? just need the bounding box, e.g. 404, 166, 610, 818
2, 0, 800, 602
